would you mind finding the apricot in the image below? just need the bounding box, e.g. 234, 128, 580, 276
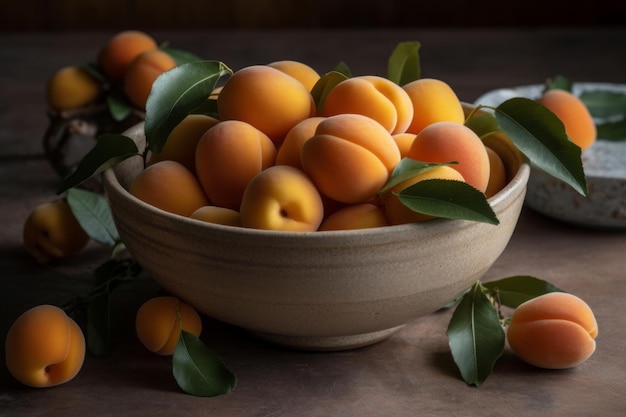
301, 114, 401, 204
507, 292, 598, 369
46, 66, 102, 111
97, 30, 158, 84
275, 116, 325, 170
5, 305, 85, 388
123, 49, 177, 109
23, 200, 90, 264
402, 78, 465, 134
383, 165, 466, 225
319, 203, 389, 231
239, 165, 324, 232
135, 296, 202, 356
195, 120, 277, 210
408, 121, 490, 193
217, 65, 315, 144
147, 114, 220, 173
392, 132, 417, 158
190, 206, 242, 227
536, 89, 597, 151
484, 146, 507, 198
129, 160, 209, 217
267, 60, 321, 91
322, 75, 414, 134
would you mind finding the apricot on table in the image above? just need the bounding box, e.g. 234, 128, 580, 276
195, 120, 277, 210
135, 296, 203, 356
129, 160, 209, 217
536, 89, 597, 151
319, 203, 389, 231
408, 121, 491, 193
402, 78, 465, 134
239, 165, 324, 232
23, 199, 90, 264
46, 66, 102, 111
217, 65, 315, 144
301, 113, 401, 204
507, 292, 598, 369
322, 75, 414, 134
123, 49, 177, 110
267, 60, 321, 91
5, 305, 85, 388
97, 30, 158, 84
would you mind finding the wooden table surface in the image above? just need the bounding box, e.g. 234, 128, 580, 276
1, 28, 625, 417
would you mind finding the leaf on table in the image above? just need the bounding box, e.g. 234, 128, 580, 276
483, 276, 564, 308
387, 41, 421, 86
66, 188, 119, 246
447, 281, 505, 387
173, 330, 237, 397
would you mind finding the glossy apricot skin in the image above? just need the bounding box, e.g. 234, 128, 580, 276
123, 49, 176, 109
267, 60, 321, 91
129, 160, 209, 217
217, 65, 315, 144
408, 121, 490, 193
195, 120, 277, 210
383, 165, 465, 225
97, 30, 158, 84
301, 114, 401, 204
536, 89, 597, 151
46, 66, 102, 111
275, 116, 325, 170
319, 203, 389, 231
147, 114, 220, 173
402, 78, 465, 134
135, 296, 203, 356
484, 146, 507, 198
507, 292, 598, 369
322, 75, 414, 134
5, 305, 85, 388
190, 206, 242, 227
239, 165, 324, 232
23, 200, 90, 264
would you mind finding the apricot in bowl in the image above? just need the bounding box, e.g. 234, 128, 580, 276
102, 118, 530, 351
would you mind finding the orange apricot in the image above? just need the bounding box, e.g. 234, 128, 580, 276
301, 114, 401, 204
275, 116, 325, 170
408, 121, 490, 193
383, 165, 466, 225
123, 49, 176, 109
319, 203, 389, 231
267, 60, 321, 91
195, 120, 277, 210
402, 78, 465, 134
135, 296, 202, 356
536, 89, 597, 151
5, 305, 85, 387
392, 132, 417, 158
190, 206, 242, 227
97, 30, 158, 84
484, 146, 507, 198
129, 160, 209, 217
507, 292, 598, 369
217, 65, 315, 144
322, 75, 414, 134
46, 66, 102, 111
147, 114, 220, 173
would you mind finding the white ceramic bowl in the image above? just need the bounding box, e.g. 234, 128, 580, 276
103, 122, 529, 351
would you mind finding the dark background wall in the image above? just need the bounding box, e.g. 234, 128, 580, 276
2, 0, 626, 31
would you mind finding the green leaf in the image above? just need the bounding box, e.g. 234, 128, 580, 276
57, 134, 140, 194
310, 71, 348, 114
189, 98, 219, 119
80, 62, 107, 83
580, 90, 626, 119
66, 188, 119, 246
596, 117, 626, 141
173, 330, 237, 397
106, 89, 134, 122
483, 276, 564, 308
387, 41, 421, 86
144, 60, 232, 154
160, 47, 203, 66
397, 179, 499, 225
544, 75, 573, 92
494, 97, 587, 196
379, 158, 455, 194
447, 281, 505, 387
332, 61, 352, 78
465, 112, 500, 139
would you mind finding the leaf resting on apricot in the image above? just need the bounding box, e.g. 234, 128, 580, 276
483, 275, 564, 308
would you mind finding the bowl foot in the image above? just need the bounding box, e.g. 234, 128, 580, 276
249, 325, 405, 351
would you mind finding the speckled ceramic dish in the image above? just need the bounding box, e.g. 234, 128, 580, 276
102, 120, 529, 351
475, 83, 626, 230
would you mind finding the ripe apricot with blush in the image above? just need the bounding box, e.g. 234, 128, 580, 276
484, 146, 507, 198
319, 203, 389, 231
402, 78, 465, 134
190, 206, 242, 227
276, 116, 325, 170
123, 49, 176, 109
46, 66, 102, 111
267, 60, 321, 91
97, 30, 158, 84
